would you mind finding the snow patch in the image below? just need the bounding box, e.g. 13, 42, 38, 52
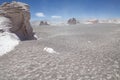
0, 32, 20, 56
88, 41, 92, 43
0, 16, 12, 31
43, 47, 59, 54
34, 34, 38, 39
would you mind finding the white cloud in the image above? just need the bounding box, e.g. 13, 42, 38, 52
51, 16, 62, 19
35, 12, 45, 17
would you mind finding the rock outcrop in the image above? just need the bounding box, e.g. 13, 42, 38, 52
39, 21, 49, 26
67, 18, 77, 25
0, 1, 36, 40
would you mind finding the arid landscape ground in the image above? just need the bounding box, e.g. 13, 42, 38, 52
0, 23, 120, 80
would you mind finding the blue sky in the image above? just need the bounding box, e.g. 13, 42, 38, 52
0, 0, 120, 21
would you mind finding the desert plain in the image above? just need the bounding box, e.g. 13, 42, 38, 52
0, 23, 120, 80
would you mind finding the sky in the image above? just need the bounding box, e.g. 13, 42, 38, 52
0, 0, 120, 21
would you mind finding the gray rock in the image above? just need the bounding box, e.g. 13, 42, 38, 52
0, 1, 36, 40
39, 21, 49, 26
67, 18, 77, 25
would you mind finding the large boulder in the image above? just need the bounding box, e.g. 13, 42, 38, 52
39, 21, 49, 26
67, 18, 77, 25
0, 1, 36, 40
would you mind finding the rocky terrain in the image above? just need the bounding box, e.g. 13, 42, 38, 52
0, 23, 120, 80
0, 1, 120, 80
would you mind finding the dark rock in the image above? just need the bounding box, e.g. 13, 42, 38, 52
67, 18, 77, 25
39, 21, 49, 26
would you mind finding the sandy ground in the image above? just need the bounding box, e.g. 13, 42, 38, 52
0, 24, 120, 80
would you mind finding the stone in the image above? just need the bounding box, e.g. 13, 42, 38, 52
67, 18, 77, 25
39, 21, 49, 26
0, 1, 36, 40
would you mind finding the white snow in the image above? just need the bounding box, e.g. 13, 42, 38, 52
0, 16, 20, 56
34, 34, 38, 39
88, 41, 92, 43
0, 16, 12, 32
82, 21, 96, 24
0, 32, 20, 56
43, 47, 59, 54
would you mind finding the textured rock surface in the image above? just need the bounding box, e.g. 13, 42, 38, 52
0, 1, 36, 40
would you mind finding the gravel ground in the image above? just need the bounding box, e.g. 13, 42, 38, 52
0, 24, 120, 80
